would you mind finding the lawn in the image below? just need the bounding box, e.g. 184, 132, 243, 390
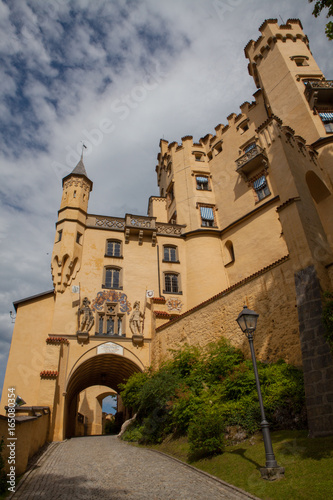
145, 430, 333, 500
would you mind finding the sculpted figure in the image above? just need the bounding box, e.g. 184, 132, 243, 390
79, 297, 94, 333
129, 301, 144, 335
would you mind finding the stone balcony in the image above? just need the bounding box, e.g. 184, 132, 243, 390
304, 80, 333, 110
236, 144, 268, 180
86, 214, 185, 245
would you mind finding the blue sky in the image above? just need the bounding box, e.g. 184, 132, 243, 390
0, 0, 332, 401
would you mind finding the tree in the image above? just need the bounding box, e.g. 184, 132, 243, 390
309, 0, 333, 39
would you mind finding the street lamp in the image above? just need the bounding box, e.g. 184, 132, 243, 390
236, 306, 284, 479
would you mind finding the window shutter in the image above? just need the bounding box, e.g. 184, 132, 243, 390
200, 206, 214, 220
319, 112, 333, 122
253, 176, 266, 190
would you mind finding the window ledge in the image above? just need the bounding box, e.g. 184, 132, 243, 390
162, 260, 180, 264
101, 285, 123, 290
254, 193, 271, 204
94, 333, 126, 338
104, 255, 124, 259
163, 290, 183, 295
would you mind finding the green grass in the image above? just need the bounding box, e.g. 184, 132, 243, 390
144, 430, 333, 500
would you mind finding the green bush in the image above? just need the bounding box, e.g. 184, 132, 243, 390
188, 407, 225, 459
122, 423, 144, 442
119, 339, 307, 457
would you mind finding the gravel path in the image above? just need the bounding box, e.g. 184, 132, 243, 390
11, 435, 260, 500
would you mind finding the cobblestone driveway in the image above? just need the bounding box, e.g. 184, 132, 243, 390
11, 436, 259, 500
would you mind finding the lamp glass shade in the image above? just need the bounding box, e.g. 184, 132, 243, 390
236, 306, 259, 333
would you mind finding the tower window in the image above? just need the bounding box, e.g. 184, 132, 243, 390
164, 273, 181, 294
76, 232, 82, 244
252, 175, 270, 201
106, 240, 122, 257
290, 55, 309, 67
73, 191, 77, 198
57, 230, 62, 242
200, 205, 216, 227
196, 176, 209, 190
103, 267, 122, 289
163, 245, 178, 262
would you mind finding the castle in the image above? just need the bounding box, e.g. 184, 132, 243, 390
1, 19, 333, 440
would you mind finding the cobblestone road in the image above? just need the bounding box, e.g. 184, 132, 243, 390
12, 436, 259, 500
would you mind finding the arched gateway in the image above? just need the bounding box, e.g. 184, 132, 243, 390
64, 350, 142, 438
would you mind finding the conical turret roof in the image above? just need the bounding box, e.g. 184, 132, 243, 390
71, 157, 88, 176
62, 154, 93, 191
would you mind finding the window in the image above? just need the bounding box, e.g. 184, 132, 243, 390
319, 112, 333, 133
163, 245, 178, 262
253, 175, 270, 201
244, 142, 256, 153
200, 206, 216, 227
196, 176, 209, 190
224, 240, 235, 266
169, 211, 177, 224
167, 184, 174, 204
106, 240, 122, 257
57, 230, 62, 242
290, 55, 309, 67
96, 302, 124, 336
104, 267, 122, 289
238, 120, 249, 133
164, 273, 180, 294
76, 232, 82, 244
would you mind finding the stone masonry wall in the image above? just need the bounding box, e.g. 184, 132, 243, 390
152, 256, 302, 368
295, 266, 333, 437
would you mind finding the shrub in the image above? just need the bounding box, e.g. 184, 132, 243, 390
122, 423, 144, 442
188, 407, 225, 459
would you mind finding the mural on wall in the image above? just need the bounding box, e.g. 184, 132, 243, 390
166, 298, 183, 312
91, 291, 132, 315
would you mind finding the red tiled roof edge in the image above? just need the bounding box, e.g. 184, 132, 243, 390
156, 254, 290, 333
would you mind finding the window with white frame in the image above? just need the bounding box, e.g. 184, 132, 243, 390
196, 176, 209, 190
96, 302, 124, 336
200, 206, 216, 227
104, 267, 122, 289
163, 245, 178, 262
164, 273, 180, 294
253, 175, 270, 201
106, 239, 122, 257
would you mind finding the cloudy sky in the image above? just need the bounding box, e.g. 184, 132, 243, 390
0, 0, 332, 400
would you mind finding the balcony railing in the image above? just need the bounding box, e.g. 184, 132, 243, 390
236, 144, 268, 179
304, 80, 333, 109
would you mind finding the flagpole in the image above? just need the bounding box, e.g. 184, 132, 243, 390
142, 287, 147, 335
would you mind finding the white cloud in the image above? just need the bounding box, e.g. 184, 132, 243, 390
0, 0, 332, 397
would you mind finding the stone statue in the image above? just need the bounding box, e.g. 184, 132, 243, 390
129, 301, 144, 336
79, 297, 94, 333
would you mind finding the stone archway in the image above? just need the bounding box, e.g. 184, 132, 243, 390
64, 353, 141, 438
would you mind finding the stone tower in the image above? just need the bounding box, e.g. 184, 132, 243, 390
51, 156, 93, 293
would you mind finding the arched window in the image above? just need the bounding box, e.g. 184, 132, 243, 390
106, 240, 122, 257
164, 273, 181, 294
103, 267, 122, 289
306, 171, 331, 203
163, 245, 178, 262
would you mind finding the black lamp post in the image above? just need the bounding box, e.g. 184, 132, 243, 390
236, 306, 283, 477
